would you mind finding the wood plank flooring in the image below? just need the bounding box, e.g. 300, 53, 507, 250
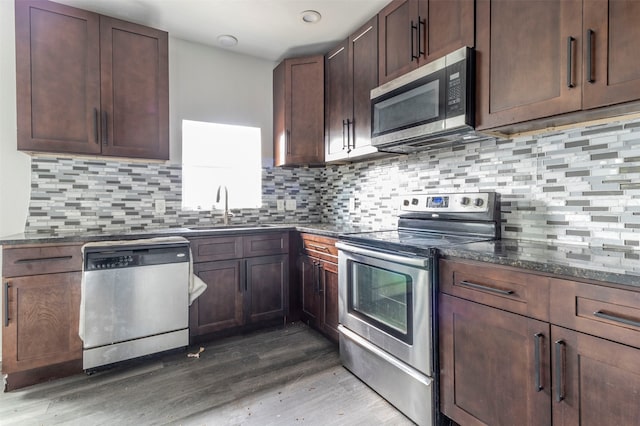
0, 323, 414, 425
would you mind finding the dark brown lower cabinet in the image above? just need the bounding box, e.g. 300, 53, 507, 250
298, 254, 338, 344
2, 272, 83, 390
245, 254, 288, 323
439, 293, 551, 426
551, 325, 640, 426
190, 260, 244, 335
190, 254, 288, 338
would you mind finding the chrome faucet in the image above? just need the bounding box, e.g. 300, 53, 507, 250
216, 185, 232, 225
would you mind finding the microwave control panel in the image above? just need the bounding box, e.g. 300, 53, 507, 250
445, 58, 467, 117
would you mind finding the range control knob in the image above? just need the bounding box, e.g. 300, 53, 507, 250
475, 198, 485, 207
411, 198, 419, 205
460, 196, 471, 206
403, 199, 410, 206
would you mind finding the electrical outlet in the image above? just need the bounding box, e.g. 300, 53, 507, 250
155, 198, 166, 214
348, 197, 356, 213
285, 199, 297, 211
276, 200, 285, 211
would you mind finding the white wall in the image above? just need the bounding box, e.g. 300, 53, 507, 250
0, 0, 30, 238
169, 37, 276, 166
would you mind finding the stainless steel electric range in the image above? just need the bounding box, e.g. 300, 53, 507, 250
336, 191, 500, 426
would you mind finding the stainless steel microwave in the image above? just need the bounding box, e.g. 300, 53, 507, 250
370, 46, 487, 153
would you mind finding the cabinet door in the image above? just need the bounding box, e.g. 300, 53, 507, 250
2, 273, 82, 373
551, 325, 640, 426
274, 56, 324, 166
325, 40, 350, 163
300, 255, 321, 326
439, 293, 551, 426
423, 0, 474, 63
378, 0, 420, 84
349, 16, 379, 159
245, 255, 288, 323
100, 16, 169, 160
320, 260, 339, 343
15, 0, 101, 155
190, 260, 244, 336
583, 0, 640, 109
475, 0, 582, 130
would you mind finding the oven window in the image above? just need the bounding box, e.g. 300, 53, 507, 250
349, 261, 413, 344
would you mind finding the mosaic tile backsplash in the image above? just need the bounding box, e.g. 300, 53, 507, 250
26, 116, 640, 249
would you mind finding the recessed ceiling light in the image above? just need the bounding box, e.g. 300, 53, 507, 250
217, 34, 238, 47
301, 10, 322, 24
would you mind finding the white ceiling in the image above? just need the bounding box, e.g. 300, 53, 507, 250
53, 0, 392, 62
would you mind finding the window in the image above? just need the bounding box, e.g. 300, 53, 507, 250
182, 120, 262, 210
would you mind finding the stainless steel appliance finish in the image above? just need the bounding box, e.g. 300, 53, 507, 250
337, 191, 500, 426
370, 47, 491, 153
82, 242, 190, 370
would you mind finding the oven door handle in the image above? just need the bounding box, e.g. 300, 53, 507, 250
335, 242, 430, 268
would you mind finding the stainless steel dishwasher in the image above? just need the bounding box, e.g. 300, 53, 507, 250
81, 241, 190, 370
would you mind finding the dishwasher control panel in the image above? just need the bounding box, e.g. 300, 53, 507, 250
84, 243, 190, 270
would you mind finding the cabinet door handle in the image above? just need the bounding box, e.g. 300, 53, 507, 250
346, 119, 353, 152
286, 129, 291, 154
418, 16, 426, 57
15, 255, 73, 264
586, 29, 595, 83
410, 21, 419, 61
566, 36, 575, 88
458, 280, 514, 296
593, 310, 640, 328
102, 111, 108, 145
307, 243, 330, 253
554, 339, 566, 402
342, 119, 348, 150
316, 263, 323, 294
4, 282, 10, 327
534, 333, 544, 391
93, 108, 99, 144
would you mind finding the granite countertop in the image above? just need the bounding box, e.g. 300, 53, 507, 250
3, 225, 639, 289
439, 239, 640, 289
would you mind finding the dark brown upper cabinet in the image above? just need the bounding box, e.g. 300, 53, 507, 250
476, 0, 640, 131
273, 55, 324, 166
15, 0, 169, 160
325, 16, 379, 163
378, 0, 474, 85
582, 0, 640, 109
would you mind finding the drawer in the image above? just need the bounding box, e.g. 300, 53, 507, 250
300, 233, 337, 263
243, 232, 289, 257
439, 258, 550, 322
190, 236, 243, 262
550, 279, 640, 350
3, 244, 83, 277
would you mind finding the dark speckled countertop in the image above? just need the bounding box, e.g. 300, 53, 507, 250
2, 225, 639, 289
0, 222, 385, 246
439, 239, 640, 289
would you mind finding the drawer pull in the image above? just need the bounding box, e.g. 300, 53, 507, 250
15, 255, 73, 264
4, 282, 9, 327
593, 310, 640, 328
306, 243, 331, 253
534, 333, 544, 392
554, 339, 566, 402
458, 280, 514, 296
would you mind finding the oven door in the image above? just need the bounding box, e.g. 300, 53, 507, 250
336, 242, 432, 376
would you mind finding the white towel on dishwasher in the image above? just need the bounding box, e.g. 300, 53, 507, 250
78, 236, 207, 343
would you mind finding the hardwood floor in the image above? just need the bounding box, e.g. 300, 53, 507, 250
0, 323, 414, 425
